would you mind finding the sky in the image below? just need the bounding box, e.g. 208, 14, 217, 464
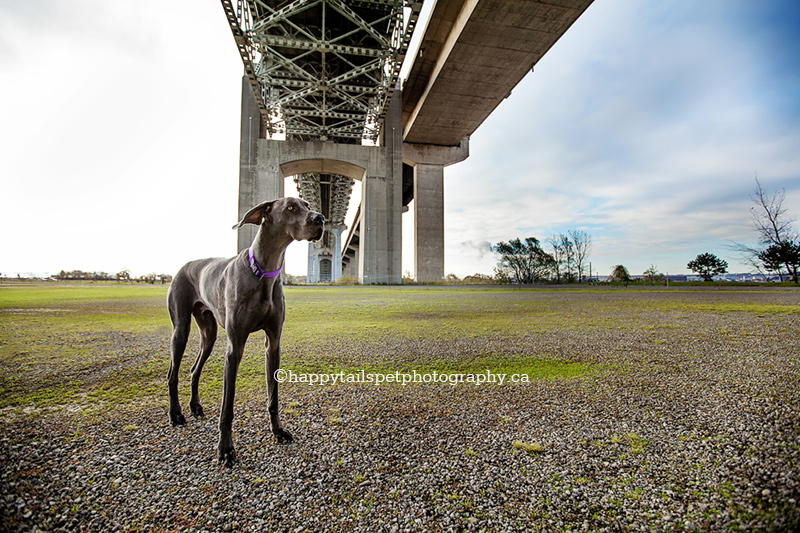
1, 0, 799, 279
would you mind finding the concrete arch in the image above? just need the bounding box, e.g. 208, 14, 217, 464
263, 139, 383, 181
239, 130, 401, 284
279, 158, 366, 182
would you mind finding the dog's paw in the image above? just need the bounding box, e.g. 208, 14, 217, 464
190, 402, 205, 418
170, 412, 187, 427
218, 446, 238, 468
274, 428, 293, 444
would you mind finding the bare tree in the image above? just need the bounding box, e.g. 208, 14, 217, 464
749, 176, 797, 279
728, 241, 769, 280
548, 236, 566, 283
546, 230, 593, 283
751, 176, 797, 247
557, 234, 575, 281
568, 229, 592, 282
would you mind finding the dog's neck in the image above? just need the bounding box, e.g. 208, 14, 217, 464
249, 224, 293, 278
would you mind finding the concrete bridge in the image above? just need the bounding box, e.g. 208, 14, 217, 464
222, 0, 593, 283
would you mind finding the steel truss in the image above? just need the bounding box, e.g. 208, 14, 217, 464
222, 0, 422, 144
294, 173, 353, 250
294, 173, 354, 224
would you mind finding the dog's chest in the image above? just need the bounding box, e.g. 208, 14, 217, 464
251, 284, 284, 318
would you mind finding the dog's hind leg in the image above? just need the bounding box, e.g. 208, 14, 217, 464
167, 283, 193, 426
189, 305, 217, 418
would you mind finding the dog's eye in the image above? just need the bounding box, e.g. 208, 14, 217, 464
287, 206, 294, 211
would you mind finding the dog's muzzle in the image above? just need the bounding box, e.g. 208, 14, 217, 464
308, 213, 325, 242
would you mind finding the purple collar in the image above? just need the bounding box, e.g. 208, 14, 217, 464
248, 246, 282, 279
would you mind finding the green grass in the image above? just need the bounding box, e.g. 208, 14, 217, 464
512, 440, 544, 454
280, 355, 588, 383
1, 282, 797, 414
0, 282, 167, 307
673, 302, 799, 314
0, 283, 170, 410
0, 282, 169, 333
282, 287, 568, 340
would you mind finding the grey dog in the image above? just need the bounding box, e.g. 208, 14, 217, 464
167, 197, 324, 467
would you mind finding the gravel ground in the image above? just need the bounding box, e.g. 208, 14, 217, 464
2, 289, 799, 532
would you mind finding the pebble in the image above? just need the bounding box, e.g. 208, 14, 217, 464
1, 290, 799, 531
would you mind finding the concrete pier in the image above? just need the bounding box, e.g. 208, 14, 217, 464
403, 139, 469, 282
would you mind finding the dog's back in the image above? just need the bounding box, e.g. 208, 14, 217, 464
167, 256, 235, 324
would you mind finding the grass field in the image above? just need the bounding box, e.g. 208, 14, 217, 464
3, 282, 796, 415
0, 283, 595, 412
1, 282, 799, 531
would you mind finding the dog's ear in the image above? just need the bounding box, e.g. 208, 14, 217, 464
232, 200, 274, 229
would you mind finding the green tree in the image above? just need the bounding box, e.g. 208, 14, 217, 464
608, 265, 631, 282
687, 253, 728, 282
493, 237, 555, 284
758, 240, 800, 283
642, 265, 664, 282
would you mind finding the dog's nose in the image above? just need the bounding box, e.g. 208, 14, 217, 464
311, 213, 324, 225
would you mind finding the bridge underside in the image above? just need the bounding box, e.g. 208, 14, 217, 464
237, 73, 405, 284
226, 0, 423, 283
222, 0, 420, 144
226, 0, 594, 283
403, 0, 594, 146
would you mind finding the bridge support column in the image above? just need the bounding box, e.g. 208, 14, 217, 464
332, 225, 344, 282
236, 75, 284, 252
237, 141, 285, 252
358, 88, 403, 284
307, 245, 317, 283
403, 138, 470, 282
413, 164, 445, 282
360, 174, 402, 284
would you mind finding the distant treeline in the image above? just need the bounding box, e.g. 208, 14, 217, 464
54, 270, 172, 284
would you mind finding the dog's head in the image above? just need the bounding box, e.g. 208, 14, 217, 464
233, 197, 325, 242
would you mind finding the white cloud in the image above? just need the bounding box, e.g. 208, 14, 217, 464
440, 0, 800, 277
0, 0, 243, 276
1, 0, 798, 280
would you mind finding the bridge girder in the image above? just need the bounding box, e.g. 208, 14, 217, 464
222, 0, 422, 144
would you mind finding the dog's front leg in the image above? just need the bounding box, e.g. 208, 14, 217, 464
218, 332, 246, 468
266, 331, 293, 444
